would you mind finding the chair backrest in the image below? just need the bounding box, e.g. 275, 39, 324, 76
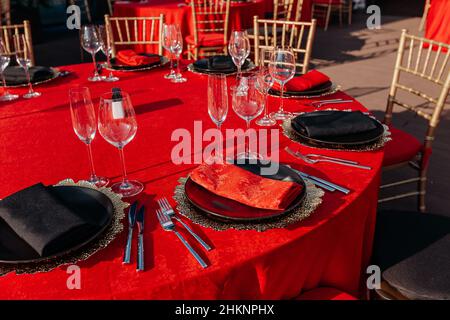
107, 0, 115, 16
0, 0, 11, 26
384, 29, 450, 148
293, 0, 304, 22
0, 20, 34, 65
105, 14, 164, 56
190, 0, 231, 47
273, 0, 294, 20
69, 0, 92, 23
253, 17, 316, 74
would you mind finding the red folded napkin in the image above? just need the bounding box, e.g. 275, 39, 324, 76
273, 70, 330, 92
115, 50, 160, 66
189, 162, 303, 210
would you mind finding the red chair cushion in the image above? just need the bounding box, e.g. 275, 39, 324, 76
295, 287, 358, 300
185, 33, 225, 47
383, 127, 423, 167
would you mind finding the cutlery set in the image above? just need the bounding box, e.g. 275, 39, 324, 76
123, 201, 146, 271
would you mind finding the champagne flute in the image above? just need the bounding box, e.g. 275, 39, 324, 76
231, 75, 264, 159
69, 87, 109, 187
228, 31, 250, 80
207, 74, 228, 162
162, 23, 176, 80
0, 39, 18, 101
269, 47, 296, 120
13, 34, 40, 99
98, 88, 144, 197
256, 49, 275, 126
80, 25, 103, 82
170, 25, 186, 83
98, 25, 119, 82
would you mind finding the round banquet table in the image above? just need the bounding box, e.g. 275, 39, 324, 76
425, 0, 450, 45
0, 63, 383, 299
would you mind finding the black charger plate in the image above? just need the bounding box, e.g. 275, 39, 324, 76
4, 67, 60, 87
184, 161, 306, 222
190, 57, 253, 75
0, 186, 113, 264
107, 53, 167, 71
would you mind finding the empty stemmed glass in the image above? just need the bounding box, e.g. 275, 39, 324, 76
256, 49, 275, 126
98, 25, 119, 82
207, 74, 228, 162
231, 75, 264, 159
269, 47, 296, 120
98, 88, 144, 197
0, 39, 18, 101
69, 87, 109, 187
170, 25, 186, 83
228, 31, 250, 81
162, 23, 176, 80
80, 25, 103, 82
13, 34, 40, 99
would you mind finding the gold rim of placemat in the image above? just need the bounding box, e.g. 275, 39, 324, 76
173, 177, 324, 232
0, 179, 128, 277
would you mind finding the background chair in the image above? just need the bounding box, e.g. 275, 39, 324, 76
0, 0, 11, 26
107, 0, 116, 16
69, 0, 92, 24
187, 0, 230, 60
311, 0, 352, 31
419, 0, 431, 32
372, 210, 450, 300
379, 30, 450, 212
253, 17, 316, 74
0, 20, 34, 65
105, 14, 164, 57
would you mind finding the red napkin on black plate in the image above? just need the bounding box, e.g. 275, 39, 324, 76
190, 162, 303, 210
116, 50, 160, 66
273, 70, 330, 92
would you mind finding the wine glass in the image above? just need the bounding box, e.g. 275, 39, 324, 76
170, 25, 186, 83
98, 25, 119, 82
162, 23, 176, 80
256, 49, 276, 126
80, 25, 103, 82
69, 87, 109, 187
13, 34, 40, 99
228, 31, 250, 80
269, 47, 296, 120
98, 88, 144, 197
0, 39, 18, 101
231, 75, 264, 159
207, 74, 228, 162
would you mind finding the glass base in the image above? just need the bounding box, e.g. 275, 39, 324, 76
88, 75, 104, 82
111, 180, 144, 198
104, 75, 119, 82
270, 110, 293, 121
171, 75, 187, 83
0, 93, 19, 101
164, 71, 176, 79
88, 176, 110, 188
23, 91, 41, 99
256, 115, 277, 126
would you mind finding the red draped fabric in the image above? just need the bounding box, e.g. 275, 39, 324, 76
0, 63, 383, 299
425, 0, 450, 45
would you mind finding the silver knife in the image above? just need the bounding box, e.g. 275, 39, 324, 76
287, 165, 335, 192
122, 201, 137, 264
136, 206, 145, 272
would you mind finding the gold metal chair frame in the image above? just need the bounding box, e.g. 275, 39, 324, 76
187, 0, 231, 60
379, 29, 450, 212
0, 0, 11, 26
419, 0, 431, 32
104, 14, 165, 57
0, 20, 34, 66
253, 17, 316, 74
311, 0, 352, 31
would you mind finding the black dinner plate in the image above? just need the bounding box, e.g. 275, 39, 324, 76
291, 114, 385, 147
269, 80, 334, 97
192, 57, 252, 74
0, 186, 113, 264
184, 161, 307, 222
109, 53, 164, 71
4, 67, 60, 87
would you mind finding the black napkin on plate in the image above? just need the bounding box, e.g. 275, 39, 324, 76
193, 55, 249, 71
0, 183, 96, 257
4, 66, 54, 85
291, 111, 377, 139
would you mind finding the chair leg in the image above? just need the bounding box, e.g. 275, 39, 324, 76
419, 168, 427, 213
324, 5, 332, 31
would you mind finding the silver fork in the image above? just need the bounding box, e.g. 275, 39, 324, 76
156, 209, 208, 268
158, 197, 212, 251
285, 146, 372, 170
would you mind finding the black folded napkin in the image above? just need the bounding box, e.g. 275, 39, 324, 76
0, 183, 95, 257
193, 55, 249, 71
4, 66, 54, 85
291, 111, 377, 139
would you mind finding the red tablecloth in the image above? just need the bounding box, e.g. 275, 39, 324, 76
0, 63, 383, 299
425, 0, 450, 45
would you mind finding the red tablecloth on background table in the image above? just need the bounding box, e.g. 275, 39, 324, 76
0, 63, 383, 299
425, 0, 450, 45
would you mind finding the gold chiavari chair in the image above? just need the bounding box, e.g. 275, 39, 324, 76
187, 0, 231, 60
0, 20, 34, 65
69, 0, 92, 24
105, 14, 164, 57
311, 0, 352, 31
253, 17, 316, 74
379, 30, 450, 212
419, 0, 431, 32
0, 0, 11, 26
107, 0, 116, 16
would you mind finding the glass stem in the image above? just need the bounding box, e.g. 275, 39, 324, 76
118, 146, 129, 186
91, 52, 99, 77
1, 73, 9, 95
86, 143, 98, 182
279, 82, 285, 112
169, 52, 174, 74
25, 67, 34, 94
176, 55, 181, 76
264, 91, 269, 117
245, 120, 250, 155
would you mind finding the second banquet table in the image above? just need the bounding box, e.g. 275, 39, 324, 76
0, 62, 383, 299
